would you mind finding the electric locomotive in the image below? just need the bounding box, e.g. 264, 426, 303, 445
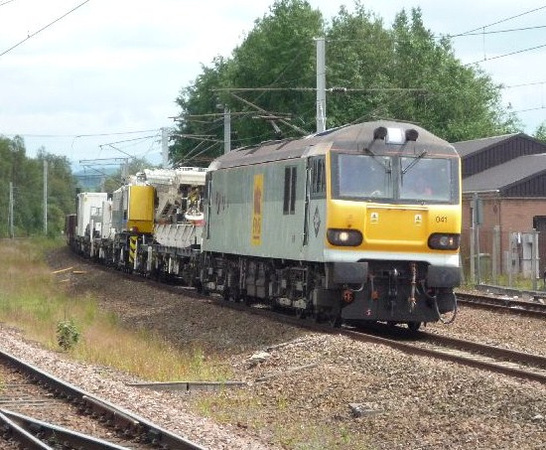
199, 120, 461, 329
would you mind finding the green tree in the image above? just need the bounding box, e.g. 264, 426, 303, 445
170, 2, 521, 164
0, 137, 13, 236
386, 8, 520, 141
170, 58, 232, 167
171, 0, 323, 166
0, 136, 78, 237
534, 122, 546, 142
325, 4, 394, 125
227, 0, 323, 139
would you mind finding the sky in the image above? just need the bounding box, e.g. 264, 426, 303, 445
1, 0, 546, 173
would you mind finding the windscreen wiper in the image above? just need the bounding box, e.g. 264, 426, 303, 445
402, 150, 428, 174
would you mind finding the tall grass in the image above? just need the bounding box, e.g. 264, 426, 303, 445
0, 238, 232, 382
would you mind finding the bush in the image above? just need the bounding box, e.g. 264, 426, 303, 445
56, 320, 80, 351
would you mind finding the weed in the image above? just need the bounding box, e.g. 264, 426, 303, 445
0, 238, 232, 382
56, 319, 80, 351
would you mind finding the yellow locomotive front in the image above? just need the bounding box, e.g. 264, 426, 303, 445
324, 125, 461, 330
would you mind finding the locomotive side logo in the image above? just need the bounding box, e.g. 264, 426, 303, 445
252, 173, 264, 246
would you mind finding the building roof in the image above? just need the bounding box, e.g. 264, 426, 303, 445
463, 153, 546, 192
453, 133, 520, 157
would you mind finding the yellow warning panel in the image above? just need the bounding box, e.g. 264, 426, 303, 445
129, 236, 137, 263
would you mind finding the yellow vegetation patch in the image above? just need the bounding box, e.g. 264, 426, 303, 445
0, 238, 232, 382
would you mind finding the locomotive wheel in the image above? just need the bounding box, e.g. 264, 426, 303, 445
232, 287, 241, 302
241, 290, 252, 306
222, 289, 231, 301
407, 321, 421, 332
196, 281, 209, 296
329, 313, 342, 328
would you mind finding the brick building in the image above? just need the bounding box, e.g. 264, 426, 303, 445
453, 133, 546, 279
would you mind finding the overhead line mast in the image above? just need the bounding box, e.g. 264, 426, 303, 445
316, 37, 326, 133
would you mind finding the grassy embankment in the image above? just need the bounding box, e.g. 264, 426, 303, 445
0, 237, 231, 382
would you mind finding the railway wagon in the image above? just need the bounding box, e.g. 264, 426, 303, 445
139, 167, 207, 281
72, 168, 207, 280
107, 181, 156, 271
199, 120, 462, 329
70, 192, 108, 256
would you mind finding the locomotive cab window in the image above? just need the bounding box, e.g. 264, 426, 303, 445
283, 166, 297, 214
400, 157, 456, 203
331, 152, 458, 204
332, 153, 392, 200
310, 157, 326, 198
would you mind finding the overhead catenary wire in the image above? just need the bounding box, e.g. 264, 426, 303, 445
215, 87, 427, 93
174, 141, 219, 167
513, 106, 546, 114
0, 0, 92, 58
98, 135, 158, 148
452, 5, 546, 37
445, 5, 546, 70
466, 41, 546, 66
504, 80, 546, 89
2, 129, 161, 139
449, 24, 546, 38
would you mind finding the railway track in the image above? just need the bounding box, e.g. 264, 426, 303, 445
456, 291, 546, 318
100, 264, 546, 386
343, 325, 546, 384
61, 252, 546, 388
0, 350, 206, 450
168, 285, 546, 385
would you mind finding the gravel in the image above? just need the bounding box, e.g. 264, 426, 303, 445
426, 304, 546, 356
0, 246, 545, 450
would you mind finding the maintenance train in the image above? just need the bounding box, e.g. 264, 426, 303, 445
66, 120, 462, 331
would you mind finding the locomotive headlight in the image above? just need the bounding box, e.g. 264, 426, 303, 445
327, 229, 363, 246
428, 233, 460, 250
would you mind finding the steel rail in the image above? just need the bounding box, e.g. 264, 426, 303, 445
339, 326, 546, 384
197, 294, 546, 384
421, 332, 546, 369
456, 292, 546, 318
0, 409, 52, 450
0, 350, 207, 450
66, 252, 546, 386
0, 409, 128, 450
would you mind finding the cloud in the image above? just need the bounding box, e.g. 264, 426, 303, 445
2, 0, 546, 166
